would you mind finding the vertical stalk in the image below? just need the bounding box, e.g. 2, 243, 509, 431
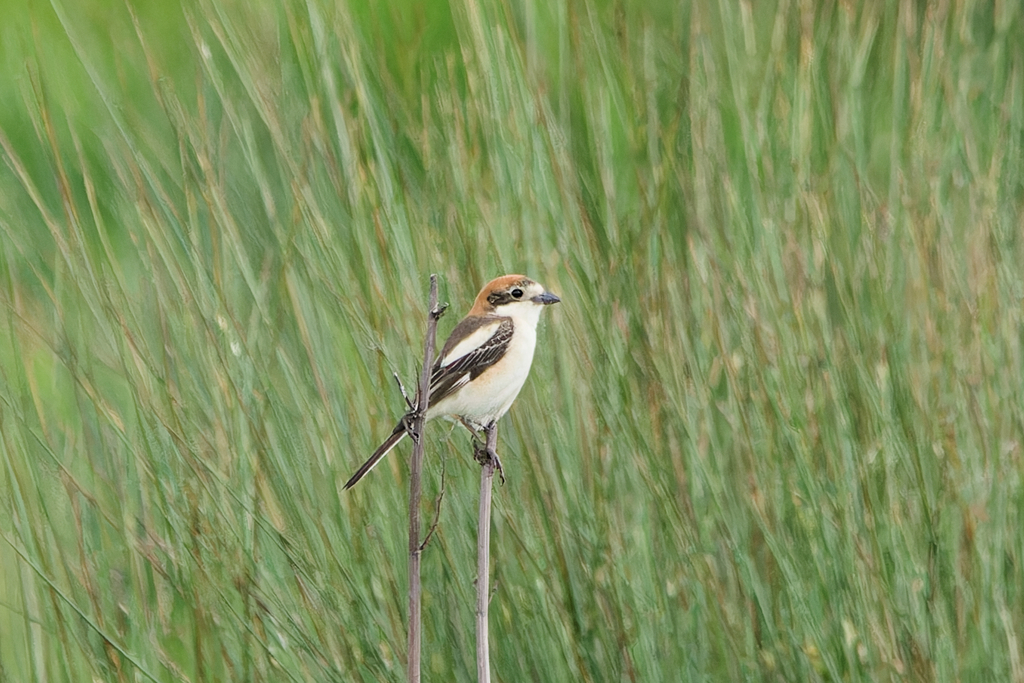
475, 422, 498, 683
409, 275, 442, 683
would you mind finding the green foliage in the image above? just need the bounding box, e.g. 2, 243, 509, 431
2, 0, 1023, 680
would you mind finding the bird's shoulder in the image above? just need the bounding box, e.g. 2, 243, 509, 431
436, 315, 513, 369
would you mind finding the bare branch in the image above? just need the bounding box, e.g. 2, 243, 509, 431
393, 371, 415, 411
475, 420, 499, 683
419, 458, 446, 552
408, 275, 444, 683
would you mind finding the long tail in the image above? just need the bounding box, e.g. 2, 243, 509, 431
344, 420, 409, 489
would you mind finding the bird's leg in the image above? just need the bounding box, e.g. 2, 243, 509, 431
402, 410, 423, 443
470, 425, 488, 463
480, 420, 504, 485
463, 418, 505, 484
458, 416, 481, 438
394, 365, 427, 442
456, 417, 483, 456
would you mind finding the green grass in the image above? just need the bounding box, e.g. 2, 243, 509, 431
1, 0, 1023, 680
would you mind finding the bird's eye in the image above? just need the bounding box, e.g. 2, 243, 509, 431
511, 288, 524, 299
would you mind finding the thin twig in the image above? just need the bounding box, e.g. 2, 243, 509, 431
419, 459, 446, 552
393, 371, 415, 411
408, 275, 444, 683
475, 421, 498, 683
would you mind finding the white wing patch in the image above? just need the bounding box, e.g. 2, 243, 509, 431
439, 320, 502, 366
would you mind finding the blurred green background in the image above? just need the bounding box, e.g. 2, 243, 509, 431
2, 0, 1023, 681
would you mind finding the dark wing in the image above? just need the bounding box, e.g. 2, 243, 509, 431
428, 317, 513, 406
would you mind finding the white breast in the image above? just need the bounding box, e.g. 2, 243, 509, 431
428, 303, 543, 426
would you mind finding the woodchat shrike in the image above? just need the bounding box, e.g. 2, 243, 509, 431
344, 275, 560, 488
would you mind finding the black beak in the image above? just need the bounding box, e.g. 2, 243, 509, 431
532, 291, 560, 305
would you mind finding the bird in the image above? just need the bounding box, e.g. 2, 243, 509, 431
344, 274, 560, 489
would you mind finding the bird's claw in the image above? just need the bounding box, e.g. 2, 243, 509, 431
473, 438, 505, 485
402, 412, 423, 443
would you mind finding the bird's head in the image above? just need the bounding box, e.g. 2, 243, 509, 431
469, 275, 560, 318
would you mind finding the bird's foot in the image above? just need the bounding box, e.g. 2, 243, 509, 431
473, 438, 505, 485
402, 411, 423, 443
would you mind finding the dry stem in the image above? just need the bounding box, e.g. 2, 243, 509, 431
408, 275, 444, 683
475, 421, 498, 683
